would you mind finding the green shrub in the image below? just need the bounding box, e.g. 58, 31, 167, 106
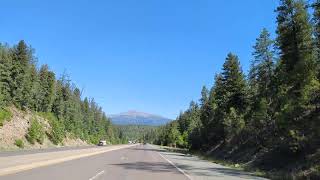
26, 118, 45, 144
38, 112, 65, 145
0, 108, 12, 126
14, 139, 24, 148
89, 135, 100, 145
50, 118, 65, 145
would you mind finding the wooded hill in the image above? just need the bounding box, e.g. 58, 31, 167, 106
152, 0, 320, 179
0, 40, 122, 146
116, 125, 158, 143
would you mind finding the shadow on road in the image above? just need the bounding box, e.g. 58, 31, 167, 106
118, 145, 266, 179
110, 162, 181, 173
110, 161, 262, 179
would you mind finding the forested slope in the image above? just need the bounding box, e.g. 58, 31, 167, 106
153, 0, 320, 179
0, 40, 121, 149
116, 125, 157, 143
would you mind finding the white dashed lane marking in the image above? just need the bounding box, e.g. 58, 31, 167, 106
89, 170, 105, 180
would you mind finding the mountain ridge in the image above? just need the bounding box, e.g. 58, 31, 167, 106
109, 111, 171, 126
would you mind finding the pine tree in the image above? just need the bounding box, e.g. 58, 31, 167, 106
202, 54, 247, 143
221, 53, 247, 113
29, 63, 41, 111
52, 80, 65, 120
223, 107, 245, 139
187, 101, 200, 132
199, 86, 211, 146
199, 86, 210, 131
314, 0, 320, 78
310, 0, 320, 149
11, 40, 33, 109
276, 0, 315, 94
38, 65, 56, 112
185, 101, 202, 149
0, 44, 12, 107
275, 0, 316, 152
212, 74, 225, 111
177, 101, 200, 137
206, 74, 225, 144
219, 53, 247, 140
248, 29, 275, 140
167, 122, 181, 147
249, 28, 275, 99
200, 86, 209, 107
70, 87, 84, 138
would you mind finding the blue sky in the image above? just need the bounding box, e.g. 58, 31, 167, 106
0, 0, 278, 119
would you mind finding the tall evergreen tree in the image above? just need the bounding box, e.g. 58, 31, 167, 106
11, 40, 33, 109
204, 54, 248, 143
248, 29, 275, 136
187, 101, 200, 132
29, 63, 41, 111
310, 0, 320, 149
185, 101, 202, 149
199, 86, 210, 132
206, 74, 225, 144
249, 28, 275, 99
38, 65, 56, 112
275, 0, 316, 152
52, 79, 65, 120
220, 53, 247, 139
314, 0, 320, 78
0, 44, 12, 107
199, 86, 211, 146
221, 53, 247, 113
276, 0, 315, 94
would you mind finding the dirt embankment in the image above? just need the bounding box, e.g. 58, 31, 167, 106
0, 107, 88, 151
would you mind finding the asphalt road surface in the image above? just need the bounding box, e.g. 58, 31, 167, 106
0, 144, 267, 180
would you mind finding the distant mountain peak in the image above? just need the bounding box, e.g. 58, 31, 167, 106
115, 110, 163, 118
109, 111, 171, 126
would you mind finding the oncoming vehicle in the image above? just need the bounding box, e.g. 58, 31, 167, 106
98, 140, 107, 146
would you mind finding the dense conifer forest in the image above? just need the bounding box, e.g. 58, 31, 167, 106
152, 0, 320, 178
0, 40, 121, 145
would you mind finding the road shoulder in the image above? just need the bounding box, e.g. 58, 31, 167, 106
151, 145, 268, 180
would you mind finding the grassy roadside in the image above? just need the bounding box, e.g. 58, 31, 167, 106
189, 151, 314, 180
157, 146, 251, 172
156, 145, 306, 180
188, 150, 269, 178
0, 108, 12, 126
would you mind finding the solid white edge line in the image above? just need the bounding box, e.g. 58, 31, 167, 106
158, 152, 193, 180
89, 170, 105, 180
